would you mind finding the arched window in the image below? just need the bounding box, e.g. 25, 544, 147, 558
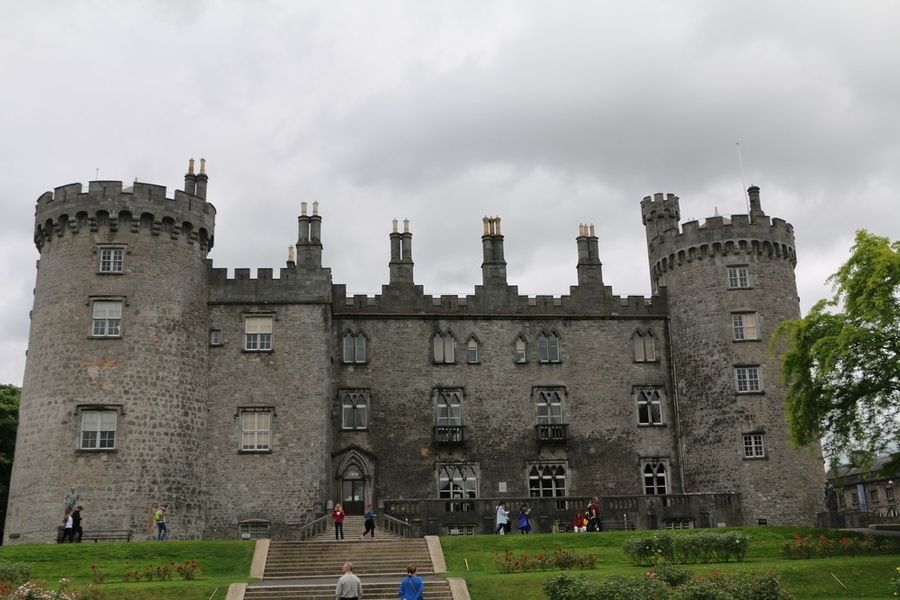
436, 389, 462, 426
643, 462, 667, 495
342, 331, 367, 364
514, 335, 527, 363
341, 390, 368, 430
433, 331, 456, 364
537, 332, 561, 363
528, 464, 567, 497
633, 330, 657, 362
536, 389, 564, 424
437, 464, 477, 499
636, 389, 663, 425
466, 337, 479, 364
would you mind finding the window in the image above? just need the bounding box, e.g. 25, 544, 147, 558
837, 493, 845, 508
240, 410, 272, 451
636, 388, 664, 425
664, 518, 694, 529
869, 489, 879, 504
80, 410, 117, 450
466, 337, 479, 364
537, 332, 561, 363
536, 389, 564, 424
742, 433, 766, 458
210, 329, 222, 346
850, 492, 859, 508
727, 265, 750, 289
433, 331, 456, 364
341, 390, 368, 430
447, 524, 475, 536
886, 486, 895, 501
98, 247, 124, 273
732, 313, 758, 341
342, 331, 367, 364
735, 366, 762, 393
436, 389, 462, 426
91, 300, 122, 337
239, 520, 270, 540
528, 464, 567, 497
438, 464, 478, 499
632, 330, 657, 362
514, 336, 527, 363
244, 316, 273, 351
643, 462, 667, 495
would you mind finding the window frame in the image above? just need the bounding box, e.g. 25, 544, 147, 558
514, 335, 527, 364
433, 331, 456, 364
243, 314, 274, 352
632, 329, 658, 362
535, 387, 564, 425
342, 331, 368, 364
340, 389, 369, 430
527, 462, 567, 498
731, 312, 759, 341
77, 405, 121, 451
239, 408, 273, 453
636, 387, 665, 426
727, 265, 751, 289
537, 332, 561, 364
734, 365, 763, 393
435, 388, 463, 427
210, 329, 222, 346
642, 460, 668, 495
437, 463, 479, 500
90, 298, 124, 338
742, 432, 766, 459
98, 245, 125, 274
466, 336, 479, 364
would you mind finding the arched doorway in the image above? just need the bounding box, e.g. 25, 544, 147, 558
334, 446, 375, 515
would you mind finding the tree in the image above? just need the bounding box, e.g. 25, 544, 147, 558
0, 384, 20, 542
772, 230, 900, 469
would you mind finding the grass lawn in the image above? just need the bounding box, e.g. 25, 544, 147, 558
0, 540, 254, 599
439, 526, 900, 599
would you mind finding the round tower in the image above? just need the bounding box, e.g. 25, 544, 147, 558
4, 165, 215, 543
642, 187, 823, 525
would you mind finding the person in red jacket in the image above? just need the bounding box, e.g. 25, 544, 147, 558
333, 503, 346, 541
587, 496, 603, 531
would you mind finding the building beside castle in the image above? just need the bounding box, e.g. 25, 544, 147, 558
4, 161, 824, 543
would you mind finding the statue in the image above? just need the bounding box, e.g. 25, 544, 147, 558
824, 482, 838, 512
64, 488, 79, 512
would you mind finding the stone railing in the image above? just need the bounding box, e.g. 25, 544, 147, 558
383, 493, 741, 536
382, 513, 413, 538
287, 513, 330, 541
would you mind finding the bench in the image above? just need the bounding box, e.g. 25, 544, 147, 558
57, 527, 132, 543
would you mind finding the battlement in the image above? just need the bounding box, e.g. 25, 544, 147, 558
207, 264, 332, 304
640, 192, 681, 225
33, 180, 216, 252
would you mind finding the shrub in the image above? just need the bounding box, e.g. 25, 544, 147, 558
543, 573, 597, 600
622, 533, 674, 565
622, 532, 749, 565
174, 560, 200, 580
0, 562, 31, 585
890, 566, 899, 597
7, 581, 77, 600
154, 563, 174, 581
653, 565, 692, 587
495, 548, 595, 573
595, 574, 668, 599
87, 565, 107, 585
671, 569, 792, 600
119, 571, 140, 583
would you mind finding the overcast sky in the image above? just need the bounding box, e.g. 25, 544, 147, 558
1, 0, 899, 386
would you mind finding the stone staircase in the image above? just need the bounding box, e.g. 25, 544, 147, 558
311, 515, 405, 542
263, 538, 434, 578
242, 579, 453, 600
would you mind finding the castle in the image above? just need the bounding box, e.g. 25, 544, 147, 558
4, 160, 823, 543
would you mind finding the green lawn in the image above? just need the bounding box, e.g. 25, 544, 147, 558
0, 528, 898, 599
439, 527, 900, 599
0, 540, 254, 599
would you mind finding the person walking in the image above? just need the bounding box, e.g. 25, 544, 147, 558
154, 504, 168, 541
398, 564, 424, 600
360, 503, 376, 539
495, 501, 509, 535
587, 496, 603, 532
333, 503, 346, 541
71, 505, 84, 543
335, 561, 363, 600
60, 510, 75, 543
517, 503, 532, 534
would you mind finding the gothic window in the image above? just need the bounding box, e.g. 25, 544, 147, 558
514, 335, 527, 364
636, 388, 664, 425
98, 246, 125, 273
735, 366, 762, 393
643, 461, 668, 495
91, 299, 123, 337
341, 390, 368, 430
240, 409, 272, 451
433, 331, 456, 364
537, 332, 561, 363
342, 331, 367, 364
727, 265, 750, 289
466, 336, 479, 364
437, 464, 478, 499
436, 389, 462, 426
732, 313, 758, 341
742, 432, 765, 458
528, 463, 567, 497
632, 330, 657, 362
536, 388, 564, 424
79, 409, 117, 450
244, 315, 273, 351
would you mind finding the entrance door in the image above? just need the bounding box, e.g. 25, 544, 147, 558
341, 465, 366, 514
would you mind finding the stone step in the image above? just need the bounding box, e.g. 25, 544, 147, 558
263, 539, 433, 579
244, 581, 452, 600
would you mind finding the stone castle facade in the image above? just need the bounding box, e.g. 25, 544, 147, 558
4, 161, 823, 543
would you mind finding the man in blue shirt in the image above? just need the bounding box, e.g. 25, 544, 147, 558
398, 565, 424, 600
